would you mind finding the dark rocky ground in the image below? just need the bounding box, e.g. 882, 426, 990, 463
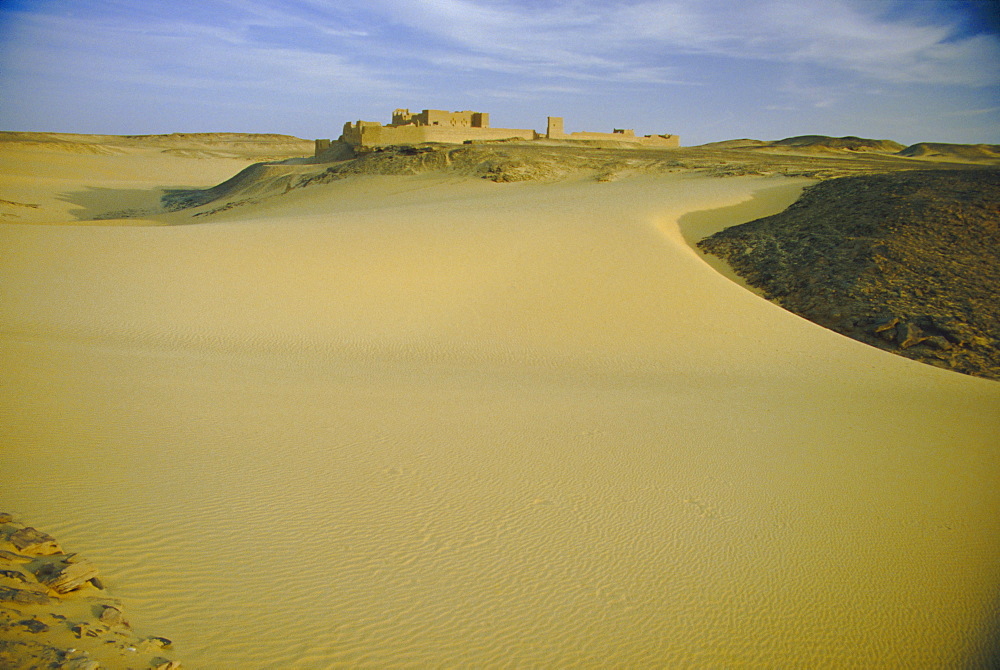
699, 169, 1000, 380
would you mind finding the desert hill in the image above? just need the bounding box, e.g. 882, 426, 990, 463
695, 135, 1000, 163
0, 131, 312, 161
770, 135, 907, 153
694, 139, 772, 149
0, 132, 315, 223
699, 169, 1000, 379
4, 131, 996, 223
161, 137, 994, 217
898, 142, 1000, 162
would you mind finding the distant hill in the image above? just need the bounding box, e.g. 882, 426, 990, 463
771, 135, 906, 153
898, 142, 1000, 162
695, 139, 771, 149
696, 135, 998, 164
0, 131, 313, 161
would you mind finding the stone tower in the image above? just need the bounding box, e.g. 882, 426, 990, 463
546, 117, 565, 139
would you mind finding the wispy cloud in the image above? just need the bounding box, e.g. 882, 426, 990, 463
4, 0, 995, 92
333, 0, 999, 87
0, 6, 399, 95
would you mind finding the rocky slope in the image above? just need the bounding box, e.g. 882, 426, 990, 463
699, 169, 1000, 380
0, 515, 182, 669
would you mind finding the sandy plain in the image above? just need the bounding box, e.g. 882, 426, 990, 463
1, 135, 999, 668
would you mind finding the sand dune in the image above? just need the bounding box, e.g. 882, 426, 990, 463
0, 132, 312, 224
2, 139, 998, 667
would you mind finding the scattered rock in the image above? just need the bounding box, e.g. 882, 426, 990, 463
873, 317, 900, 340
0, 639, 62, 668
139, 636, 173, 652
0, 516, 182, 668
97, 604, 124, 625
15, 618, 48, 634
899, 321, 928, 349
0, 551, 31, 564
0, 585, 51, 605
33, 558, 100, 594
925, 335, 953, 350
8, 528, 62, 556
59, 657, 102, 670
71, 622, 102, 638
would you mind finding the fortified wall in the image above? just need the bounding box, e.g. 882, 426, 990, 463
339, 108, 536, 148
544, 116, 679, 147
318, 108, 679, 154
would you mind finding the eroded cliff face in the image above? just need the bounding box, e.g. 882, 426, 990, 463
699, 169, 1000, 380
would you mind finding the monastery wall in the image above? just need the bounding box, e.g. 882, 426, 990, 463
577, 132, 679, 147
340, 120, 535, 148
545, 116, 679, 147
392, 109, 490, 128
324, 109, 679, 154
548, 130, 679, 147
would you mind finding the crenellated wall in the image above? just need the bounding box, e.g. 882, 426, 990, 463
391, 109, 490, 129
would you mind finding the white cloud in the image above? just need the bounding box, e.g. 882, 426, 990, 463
5, 0, 993, 100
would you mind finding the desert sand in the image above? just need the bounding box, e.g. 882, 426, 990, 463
2, 135, 998, 668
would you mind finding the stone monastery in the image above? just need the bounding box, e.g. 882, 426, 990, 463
316, 108, 679, 155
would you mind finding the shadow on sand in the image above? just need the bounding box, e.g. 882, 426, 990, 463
57, 185, 171, 220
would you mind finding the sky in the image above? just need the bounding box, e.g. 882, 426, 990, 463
0, 0, 997, 145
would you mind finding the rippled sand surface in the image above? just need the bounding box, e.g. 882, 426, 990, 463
2, 146, 999, 667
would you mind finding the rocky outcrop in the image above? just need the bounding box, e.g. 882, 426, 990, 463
9, 527, 63, 556
699, 169, 1000, 380
0, 514, 182, 669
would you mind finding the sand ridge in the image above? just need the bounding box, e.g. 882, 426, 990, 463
2, 138, 999, 667
0, 132, 312, 225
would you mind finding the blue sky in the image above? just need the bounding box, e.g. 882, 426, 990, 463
0, 0, 997, 145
